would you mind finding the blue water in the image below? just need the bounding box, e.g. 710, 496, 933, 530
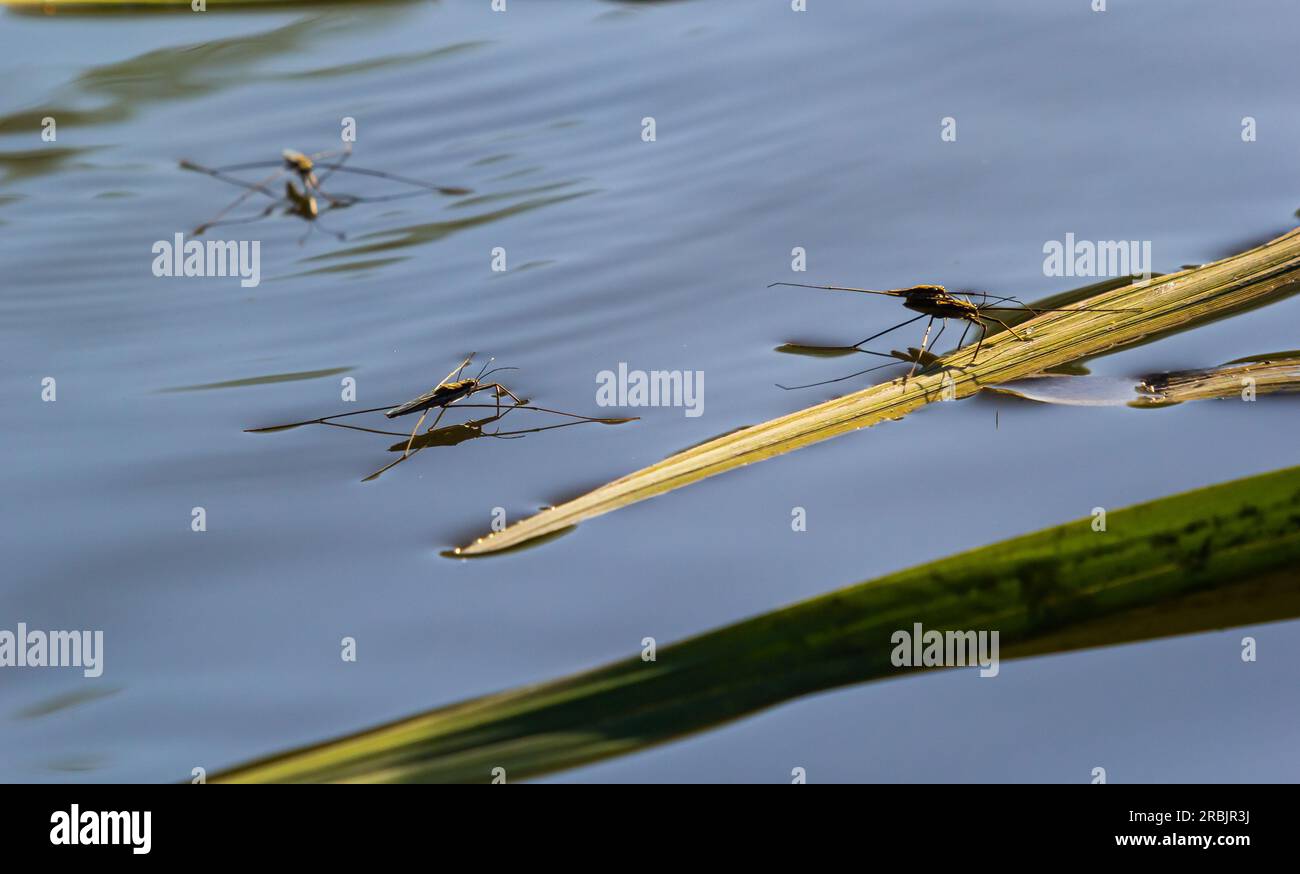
1, 0, 1297, 782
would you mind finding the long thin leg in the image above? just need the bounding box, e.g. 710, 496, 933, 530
403, 409, 430, 456
851, 313, 927, 349
489, 419, 612, 440
970, 321, 987, 366
309, 217, 347, 241
363, 450, 416, 482
312, 144, 352, 192
320, 421, 410, 437
955, 320, 972, 352
985, 315, 1029, 341
423, 401, 452, 436
196, 202, 279, 235
907, 317, 935, 380
776, 358, 904, 391
365, 400, 450, 481
315, 164, 471, 196
180, 161, 282, 199
245, 404, 402, 433
206, 160, 289, 172
481, 384, 525, 409
194, 167, 289, 231
927, 319, 947, 360
449, 402, 632, 422
451, 356, 474, 382
321, 190, 441, 206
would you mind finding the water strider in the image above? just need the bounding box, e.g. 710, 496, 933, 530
769, 282, 1139, 390
382, 354, 524, 457
179, 145, 471, 240
245, 355, 635, 481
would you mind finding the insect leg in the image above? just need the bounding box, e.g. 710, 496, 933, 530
314, 164, 472, 197
851, 313, 927, 349
928, 319, 947, 359
425, 400, 452, 435
195, 201, 279, 236
180, 161, 281, 199
404, 409, 431, 457
970, 320, 987, 366
313, 145, 353, 201
775, 358, 904, 391
195, 167, 289, 232
483, 384, 526, 409
956, 320, 972, 352
907, 317, 935, 380
985, 315, 1029, 341
362, 450, 416, 482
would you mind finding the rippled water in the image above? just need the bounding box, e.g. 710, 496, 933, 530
2, 0, 1298, 782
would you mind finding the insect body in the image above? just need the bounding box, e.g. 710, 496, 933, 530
383, 354, 524, 462
282, 180, 319, 221
385, 378, 481, 419
896, 284, 980, 319
770, 282, 1137, 389
280, 149, 321, 189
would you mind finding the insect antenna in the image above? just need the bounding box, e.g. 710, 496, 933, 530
477, 365, 519, 383
768, 282, 908, 297
471, 356, 497, 381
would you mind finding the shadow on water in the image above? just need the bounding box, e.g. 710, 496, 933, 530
159, 366, 353, 393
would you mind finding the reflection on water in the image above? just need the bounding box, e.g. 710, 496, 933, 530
4, 0, 1300, 783
247, 397, 635, 483
179, 146, 472, 241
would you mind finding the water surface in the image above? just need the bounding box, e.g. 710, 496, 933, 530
2, 0, 1297, 782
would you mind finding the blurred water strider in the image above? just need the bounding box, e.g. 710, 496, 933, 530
180, 144, 470, 242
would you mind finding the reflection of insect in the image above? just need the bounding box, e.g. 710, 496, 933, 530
179, 145, 471, 241
384, 354, 524, 458
769, 282, 1139, 390
245, 358, 635, 482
